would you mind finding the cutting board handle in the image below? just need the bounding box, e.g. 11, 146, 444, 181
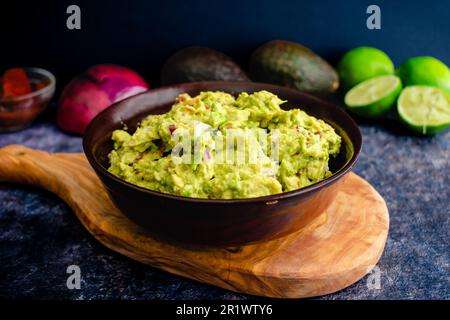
0, 144, 85, 197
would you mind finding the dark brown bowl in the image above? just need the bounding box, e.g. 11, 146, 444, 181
83, 82, 361, 246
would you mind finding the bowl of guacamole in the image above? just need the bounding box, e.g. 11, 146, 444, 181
108, 90, 342, 199
84, 82, 361, 245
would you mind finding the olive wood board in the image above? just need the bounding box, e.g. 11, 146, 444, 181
0, 144, 389, 298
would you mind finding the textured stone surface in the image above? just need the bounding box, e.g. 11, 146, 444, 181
0, 115, 449, 300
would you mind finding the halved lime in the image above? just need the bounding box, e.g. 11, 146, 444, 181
344, 75, 402, 118
397, 86, 450, 135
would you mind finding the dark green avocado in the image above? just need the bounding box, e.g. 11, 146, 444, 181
249, 40, 339, 95
161, 47, 250, 85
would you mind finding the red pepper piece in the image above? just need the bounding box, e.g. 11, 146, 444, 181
2, 68, 32, 98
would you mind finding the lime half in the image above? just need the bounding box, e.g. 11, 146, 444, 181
344, 75, 402, 118
397, 86, 450, 135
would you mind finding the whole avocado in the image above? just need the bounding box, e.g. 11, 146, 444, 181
161, 46, 250, 84
249, 40, 339, 95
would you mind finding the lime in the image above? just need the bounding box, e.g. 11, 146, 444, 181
338, 47, 394, 90
344, 75, 402, 118
396, 56, 450, 95
397, 86, 450, 135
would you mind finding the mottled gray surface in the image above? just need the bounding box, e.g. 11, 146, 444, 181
0, 116, 449, 300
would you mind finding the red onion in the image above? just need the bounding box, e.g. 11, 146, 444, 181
57, 64, 149, 134
169, 124, 177, 134
203, 147, 212, 162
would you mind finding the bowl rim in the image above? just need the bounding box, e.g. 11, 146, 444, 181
83, 81, 362, 204
0, 67, 56, 102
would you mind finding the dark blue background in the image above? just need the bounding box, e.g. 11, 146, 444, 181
1, 0, 449, 87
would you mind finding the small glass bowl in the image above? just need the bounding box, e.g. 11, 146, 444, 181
0, 68, 56, 132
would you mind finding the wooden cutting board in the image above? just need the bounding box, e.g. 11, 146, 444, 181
0, 144, 389, 298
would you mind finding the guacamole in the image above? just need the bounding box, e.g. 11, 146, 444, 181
108, 90, 341, 199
